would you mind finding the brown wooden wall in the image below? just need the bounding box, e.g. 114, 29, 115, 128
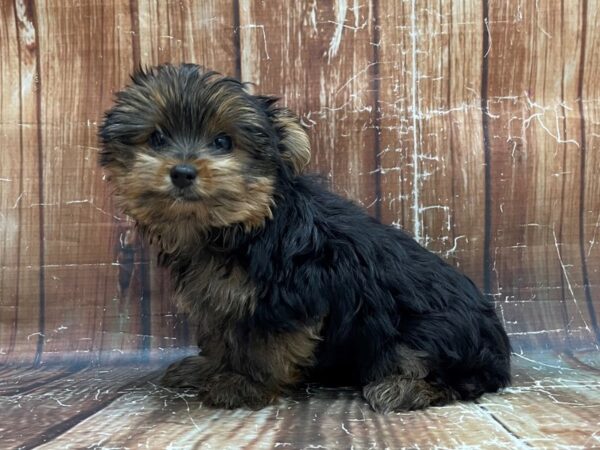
1, 0, 599, 365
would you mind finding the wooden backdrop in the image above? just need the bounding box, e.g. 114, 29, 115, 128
1, 0, 599, 365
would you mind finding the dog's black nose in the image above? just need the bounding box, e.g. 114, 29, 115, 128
170, 164, 197, 188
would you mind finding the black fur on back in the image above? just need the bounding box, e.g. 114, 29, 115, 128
214, 173, 511, 398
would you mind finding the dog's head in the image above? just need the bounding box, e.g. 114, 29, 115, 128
99, 64, 310, 235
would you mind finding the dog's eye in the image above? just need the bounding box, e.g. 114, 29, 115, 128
149, 130, 167, 149
213, 135, 233, 153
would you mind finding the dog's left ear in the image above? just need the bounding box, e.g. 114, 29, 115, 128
256, 96, 311, 175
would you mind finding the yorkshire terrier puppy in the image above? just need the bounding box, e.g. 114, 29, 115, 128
99, 63, 511, 412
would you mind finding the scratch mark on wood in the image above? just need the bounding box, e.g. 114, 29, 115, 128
239, 24, 270, 60
483, 17, 492, 58
1, 0, 599, 372
327, 0, 347, 61
420, 205, 451, 231
586, 212, 600, 257
552, 227, 598, 350
308, 0, 318, 35
523, 92, 580, 147
341, 421, 354, 436
445, 235, 467, 257
336, 62, 377, 95
12, 192, 24, 209
15, 1, 35, 48
409, 0, 422, 243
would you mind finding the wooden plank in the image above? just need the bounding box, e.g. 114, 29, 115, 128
37, 384, 521, 449
35, 352, 600, 448
0, 366, 75, 396
485, 0, 597, 348
239, 0, 379, 212
376, 0, 412, 228
30, 0, 136, 363
0, 365, 159, 449
480, 352, 600, 448
479, 390, 600, 448
0, 0, 43, 364
137, 0, 238, 75
580, 0, 600, 344
441, 1, 487, 285
377, 0, 487, 290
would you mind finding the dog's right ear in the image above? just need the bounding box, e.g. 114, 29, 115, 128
256, 96, 311, 175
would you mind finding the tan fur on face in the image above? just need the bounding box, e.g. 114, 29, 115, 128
104, 151, 274, 254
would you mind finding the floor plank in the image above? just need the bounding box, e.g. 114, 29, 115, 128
1, 352, 598, 449
0, 365, 161, 449
36, 384, 522, 449
480, 352, 600, 449
0, 366, 78, 396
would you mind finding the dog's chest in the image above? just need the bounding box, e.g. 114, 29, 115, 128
173, 252, 256, 320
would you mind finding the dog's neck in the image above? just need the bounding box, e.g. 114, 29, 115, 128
136, 219, 253, 259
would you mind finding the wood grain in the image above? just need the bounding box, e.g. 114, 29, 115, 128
0, 0, 599, 362
0, 0, 43, 365
239, 0, 379, 211
480, 352, 600, 448
0, 366, 160, 449
377, 0, 487, 288
0, 3, 598, 447
137, 0, 238, 75
580, 0, 600, 344
485, 0, 597, 350
14, 353, 596, 449
33, 382, 523, 449
31, 0, 136, 363
0, 366, 75, 396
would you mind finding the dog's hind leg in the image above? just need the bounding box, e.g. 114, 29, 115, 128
362, 376, 458, 413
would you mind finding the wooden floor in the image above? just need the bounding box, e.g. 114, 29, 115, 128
0, 351, 598, 449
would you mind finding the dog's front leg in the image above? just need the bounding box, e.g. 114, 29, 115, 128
198, 325, 321, 410
161, 354, 220, 389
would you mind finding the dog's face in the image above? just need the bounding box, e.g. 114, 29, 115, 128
99, 64, 310, 234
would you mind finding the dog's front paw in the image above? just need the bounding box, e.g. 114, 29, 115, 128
199, 373, 277, 410
161, 355, 214, 389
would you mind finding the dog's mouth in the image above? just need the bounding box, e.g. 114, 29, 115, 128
173, 188, 203, 202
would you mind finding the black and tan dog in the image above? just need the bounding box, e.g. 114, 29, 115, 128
99, 63, 511, 412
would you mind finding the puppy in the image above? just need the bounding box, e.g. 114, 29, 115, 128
99, 63, 511, 412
